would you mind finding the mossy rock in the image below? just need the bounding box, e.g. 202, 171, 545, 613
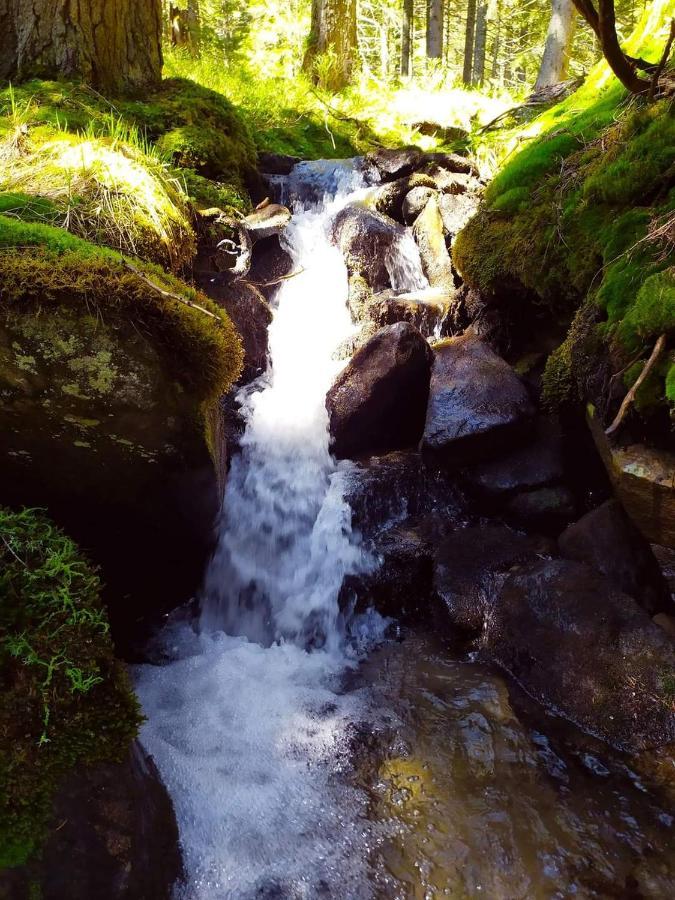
0, 221, 242, 643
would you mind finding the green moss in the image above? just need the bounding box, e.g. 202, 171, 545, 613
0, 507, 141, 867
179, 169, 250, 214
0, 215, 243, 403
618, 268, 675, 348
666, 360, 675, 404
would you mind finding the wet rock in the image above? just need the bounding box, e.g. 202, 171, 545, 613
243, 203, 292, 241
343, 450, 464, 537
0, 743, 182, 900
505, 486, 576, 534
434, 525, 554, 634
439, 192, 480, 243
327, 322, 433, 459
412, 196, 455, 293
422, 331, 535, 463
402, 186, 438, 225
194, 208, 252, 276
332, 203, 406, 291
257, 152, 301, 175
368, 174, 437, 224
484, 559, 675, 750
348, 285, 452, 341
366, 147, 425, 181
587, 408, 675, 549
246, 233, 295, 302
423, 151, 480, 179
467, 417, 564, 498
201, 277, 272, 383
559, 500, 672, 616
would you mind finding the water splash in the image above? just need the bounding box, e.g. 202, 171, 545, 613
135, 162, 384, 898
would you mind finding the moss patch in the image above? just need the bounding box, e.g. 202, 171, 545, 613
0, 507, 141, 868
0, 215, 243, 404
454, 1, 675, 423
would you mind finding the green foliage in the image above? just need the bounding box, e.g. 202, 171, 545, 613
0, 215, 243, 403
0, 507, 141, 867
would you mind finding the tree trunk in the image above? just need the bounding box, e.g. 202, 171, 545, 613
570, 0, 650, 92
401, 0, 414, 75
472, 1, 488, 85
427, 0, 444, 59
303, 0, 359, 90
535, 0, 577, 89
0, 0, 163, 95
463, 0, 477, 84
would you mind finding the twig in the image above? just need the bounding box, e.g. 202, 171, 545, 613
247, 267, 306, 287
649, 18, 675, 101
123, 261, 223, 324
605, 334, 666, 436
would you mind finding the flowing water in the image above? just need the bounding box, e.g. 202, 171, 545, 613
135, 163, 675, 900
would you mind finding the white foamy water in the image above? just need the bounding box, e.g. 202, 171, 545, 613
135, 164, 387, 899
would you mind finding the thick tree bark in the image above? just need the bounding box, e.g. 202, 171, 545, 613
570, 0, 651, 92
303, 0, 359, 90
463, 0, 477, 84
0, 0, 163, 95
472, 1, 488, 85
427, 0, 444, 60
535, 0, 577, 89
401, 0, 414, 75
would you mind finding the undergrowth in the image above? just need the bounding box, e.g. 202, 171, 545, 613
0, 507, 141, 868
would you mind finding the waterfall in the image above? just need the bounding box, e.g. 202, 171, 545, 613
134, 163, 386, 899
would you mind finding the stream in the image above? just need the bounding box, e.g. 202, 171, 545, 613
135, 163, 675, 899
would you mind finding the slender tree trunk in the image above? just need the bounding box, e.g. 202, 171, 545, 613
570, 0, 650, 92
401, 0, 414, 75
0, 0, 163, 95
535, 0, 577, 89
472, 1, 488, 85
463, 0, 477, 84
303, 0, 359, 90
427, 0, 444, 59
186, 0, 201, 54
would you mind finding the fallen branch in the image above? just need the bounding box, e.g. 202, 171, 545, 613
247, 267, 306, 288
606, 334, 666, 436
123, 261, 223, 324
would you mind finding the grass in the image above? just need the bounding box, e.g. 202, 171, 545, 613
453, 0, 675, 421
0, 507, 141, 868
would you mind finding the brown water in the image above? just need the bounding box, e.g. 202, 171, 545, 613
351, 631, 675, 900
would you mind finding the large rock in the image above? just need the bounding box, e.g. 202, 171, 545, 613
588, 407, 675, 549
200, 277, 272, 383
422, 331, 535, 463
402, 186, 438, 225
368, 174, 437, 224
0, 743, 182, 900
504, 485, 576, 534
559, 500, 672, 616
412, 196, 455, 293
327, 323, 433, 459
366, 147, 425, 181
243, 203, 292, 241
347, 285, 452, 341
332, 203, 406, 291
246, 233, 295, 302
484, 559, 675, 750
439, 192, 480, 243
434, 526, 554, 634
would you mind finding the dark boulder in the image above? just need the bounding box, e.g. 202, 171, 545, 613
246, 233, 295, 302
327, 323, 433, 459
0, 743, 182, 900
505, 485, 576, 534
423, 151, 480, 179
466, 417, 564, 498
258, 152, 301, 175
332, 204, 406, 291
422, 331, 535, 463
369, 174, 437, 223
366, 147, 425, 181
348, 285, 452, 341
559, 500, 672, 616
434, 526, 554, 634
201, 278, 272, 383
484, 559, 675, 750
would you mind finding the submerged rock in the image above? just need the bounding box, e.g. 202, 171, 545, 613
326, 322, 433, 460
332, 203, 406, 291
422, 331, 535, 463
559, 500, 672, 616
0, 743, 182, 900
484, 559, 675, 750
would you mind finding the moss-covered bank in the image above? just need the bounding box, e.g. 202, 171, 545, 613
0, 507, 140, 869
454, 1, 675, 438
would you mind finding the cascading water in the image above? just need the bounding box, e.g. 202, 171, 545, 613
135, 164, 394, 899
